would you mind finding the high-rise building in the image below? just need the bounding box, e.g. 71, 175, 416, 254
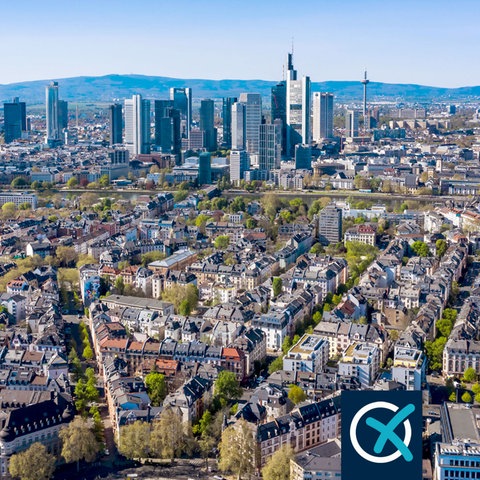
58, 100, 68, 130
198, 152, 211, 185
154, 100, 181, 154
318, 204, 342, 245
3, 97, 26, 143
199, 99, 217, 152
238, 93, 262, 154
345, 109, 359, 137
259, 121, 281, 176
45, 82, 60, 145
229, 150, 249, 184
295, 144, 312, 170
231, 102, 246, 150
169, 87, 192, 138
271, 81, 287, 155
312, 92, 334, 141
222, 97, 237, 149
286, 53, 311, 156
124, 94, 151, 156
109, 104, 123, 145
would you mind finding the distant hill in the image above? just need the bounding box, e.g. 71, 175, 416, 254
1, 74, 480, 104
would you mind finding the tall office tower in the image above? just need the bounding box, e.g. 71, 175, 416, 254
154, 100, 181, 154
200, 99, 217, 152
286, 53, 311, 157
124, 94, 151, 156
231, 102, 246, 150
259, 121, 281, 176
345, 109, 359, 137
3, 97, 26, 143
169, 87, 192, 138
238, 93, 262, 154
271, 81, 287, 155
312, 92, 334, 141
222, 97, 237, 149
109, 103, 123, 145
45, 81, 60, 145
198, 152, 212, 185
318, 204, 343, 245
295, 144, 312, 170
230, 150, 250, 184
58, 100, 68, 130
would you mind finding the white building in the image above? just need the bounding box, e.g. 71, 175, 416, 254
0, 192, 37, 209
338, 342, 380, 387
283, 334, 329, 374
238, 93, 262, 154
312, 92, 334, 141
391, 346, 426, 391
124, 94, 150, 156
231, 102, 246, 151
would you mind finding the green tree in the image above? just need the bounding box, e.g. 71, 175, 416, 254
9, 442, 56, 480
268, 355, 284, 374
161, 284, 198, 314
59, 417, 100, 471
195, 213, 211, 229
411, 241, 431, 257
463, 367, 477, 383
229, 196, 246, 213
118, 421, 152, 460
215, 370, 242, 402
114, 275, 125, 294
214, 235, 230, 250
141, 250, 166, 266
2, 202, 16, 216
449, 391, 457, 402
472, 383, 480, 396
11, 177, 29, 188
462, 391, 473, 404
245, 218, 257, 229
272, 277, 282, 297
310, 242, 324, 254
145, 372, 167, 407
288, 385, 307, 405
436, 239, 448, 258
19, 202, 32, 210
66, 177, 78, 188
282, 336, 293, 355
98, 174, 110, 187
151, 407, 187, 460
83, 344, 94, 361
424, 337, 447, 371
261, 445, 294, 480
174, 190, 189, 202
76, 254, 98, 268
55, 245, 78, 267
436, 318, 454, 338
219, 420, 256, 480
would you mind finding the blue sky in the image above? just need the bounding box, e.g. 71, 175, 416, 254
2, 0, 479, 87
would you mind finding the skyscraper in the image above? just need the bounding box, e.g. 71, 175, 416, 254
169, 87, 192, 138
3, 97, 26, 143
154, 100, 181, 154
271, 81, 287, 155
312, 92, 334, 141
259, 121, 281, 176
200, 99, 217, 152
238, 93, 262, 154
58, 100, 68, 130
198, 152, 212, 185
231, 102, 246, 151
222, 97, 237, 149
286, 53, 311, 156
45, 81, 60, 145
109, 104, 123, 145
345, 110, 359, 137
318, 204, 343, 245
124, 94, 151, 156
230, 150, 250, 184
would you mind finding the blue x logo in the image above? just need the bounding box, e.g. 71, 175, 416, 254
365, 403, 415, 462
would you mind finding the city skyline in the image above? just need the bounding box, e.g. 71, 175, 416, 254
1, 0, 479, 88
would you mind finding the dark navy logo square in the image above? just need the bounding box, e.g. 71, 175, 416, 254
341, 391, 422, 480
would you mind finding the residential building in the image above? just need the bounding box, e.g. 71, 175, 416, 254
391, 346, 426, 391
318, 204, 343, 245
345, 110, 359, 138
283, 334, 329, 374
344, 224, 376, 246
338, 342, 380, 387
290, 440, 341, 480
230, 150, 250, 184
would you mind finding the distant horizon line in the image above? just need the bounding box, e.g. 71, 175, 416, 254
0, 73, 477, 91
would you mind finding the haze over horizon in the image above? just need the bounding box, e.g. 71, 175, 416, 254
2, 0, 479, 88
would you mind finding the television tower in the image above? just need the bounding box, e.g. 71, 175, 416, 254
361, 70, 370, 119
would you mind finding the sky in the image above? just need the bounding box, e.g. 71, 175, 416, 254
1, 0, 479, 87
